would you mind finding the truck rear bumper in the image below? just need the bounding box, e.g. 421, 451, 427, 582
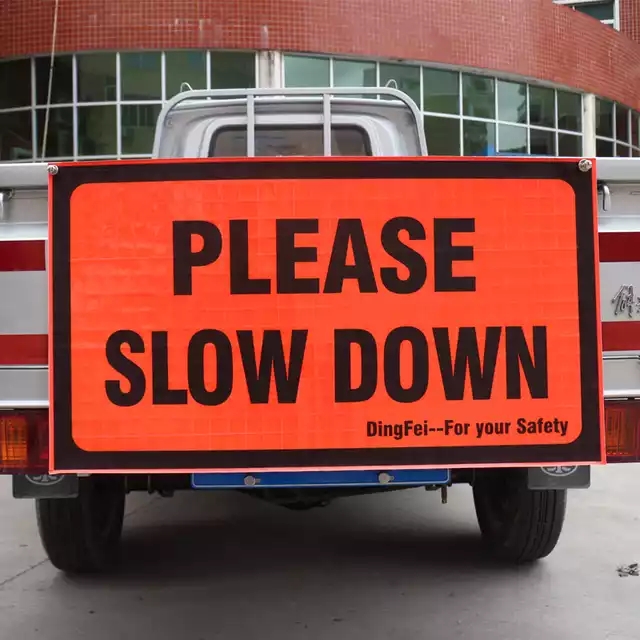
603, 352, 640, 399
2, 349, 637, 473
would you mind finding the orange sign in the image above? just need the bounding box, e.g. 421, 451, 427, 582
49, 158, 603, 472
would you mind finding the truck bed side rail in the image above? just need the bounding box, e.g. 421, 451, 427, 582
594, 158, 640, 400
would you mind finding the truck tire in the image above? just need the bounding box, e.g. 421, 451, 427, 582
472, 468, 566, 564
35, 475, 126, 574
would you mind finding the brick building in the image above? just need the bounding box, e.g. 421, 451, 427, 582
0, 0, 639, 161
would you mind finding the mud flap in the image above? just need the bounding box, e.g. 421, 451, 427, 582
12, 473, 79, 499
527, 465, 590, 489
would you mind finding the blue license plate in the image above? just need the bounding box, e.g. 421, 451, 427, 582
191, 468, 450, 489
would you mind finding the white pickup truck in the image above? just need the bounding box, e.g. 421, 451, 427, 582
0, 86, 638, 575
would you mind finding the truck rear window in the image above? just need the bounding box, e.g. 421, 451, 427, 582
209, 125, 371, 157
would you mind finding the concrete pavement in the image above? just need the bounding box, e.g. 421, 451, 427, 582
0, 466, 639, 640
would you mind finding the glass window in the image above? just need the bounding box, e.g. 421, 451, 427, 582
165, 51, 206, 99
596, 99, 614, 138
333, 59, 376, 87
77, 53, 117, 103
423, 69, 459, 115
78, 106, 117, 156
35, 55, 73, 105
120, 52, 161, 101
36, 108, 73, 158
462, 75, 494, 119
284, 55, 329, 87
210, 52, 256, 89
121, 104, 161, 155
530, 128, 555, 155
0, 59, 31, 109
463, 120, 495, 155
379, 63, 420, 105
596, 138, 614, 156
0, 111, 32, 161
498, 124, 527, 154
558, 133, 582, 156
572, 1, 615, 21
616, 105, 630, 144
209, 126, 371, 157
0, 55, 604, 164
557, 90, 581, 132
529, 86, 555, 129
616, 143, 631, 157
595, 99, 639, 156
497, 81, 526, 124
424, 116, 460, 155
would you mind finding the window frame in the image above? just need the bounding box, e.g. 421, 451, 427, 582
595, 97, 640, 157
554, 0, 619, 30
0, 50, 258, 161
282, 54, 586, 157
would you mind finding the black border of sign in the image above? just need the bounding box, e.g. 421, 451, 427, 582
51, 158, 601, 471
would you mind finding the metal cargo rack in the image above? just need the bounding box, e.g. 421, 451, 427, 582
152, 86, 428, 158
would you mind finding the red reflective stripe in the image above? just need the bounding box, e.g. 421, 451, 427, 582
0, 238, 638, 356
599, 232, 640, 263
0, 241, 45, 272
0, 335, 47, 365
602, 321, 640, 352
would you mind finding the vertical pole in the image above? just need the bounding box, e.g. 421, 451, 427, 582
256, 51, 284, 89
583, 93, 597, 158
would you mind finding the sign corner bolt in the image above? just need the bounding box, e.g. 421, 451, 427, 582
47, 164, 59, 176
578, 158, 592, 172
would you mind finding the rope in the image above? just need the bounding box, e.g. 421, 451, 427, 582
41, 0, 60, 159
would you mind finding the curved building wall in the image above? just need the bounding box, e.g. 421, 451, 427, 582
0, 0, 639, 161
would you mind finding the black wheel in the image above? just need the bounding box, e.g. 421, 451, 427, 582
472, 468, 566, 564
36, 475, 126, 574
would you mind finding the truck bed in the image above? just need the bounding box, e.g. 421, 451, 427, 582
1, 157, 638, 411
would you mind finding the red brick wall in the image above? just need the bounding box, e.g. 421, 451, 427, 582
2, 0, 640, 108
620, 0, 640, 42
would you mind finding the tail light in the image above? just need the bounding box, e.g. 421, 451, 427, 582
605, 401, 640, 462
3, 405, 638, 468
0, 410, 49, 474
